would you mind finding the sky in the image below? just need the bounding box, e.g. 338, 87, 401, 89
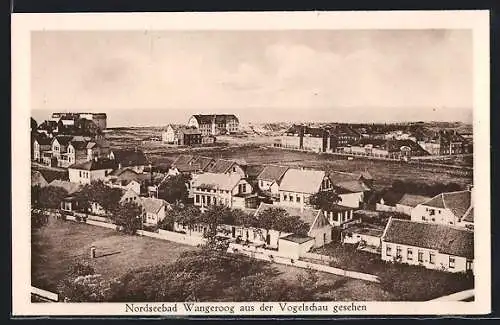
31, 30, 473, 127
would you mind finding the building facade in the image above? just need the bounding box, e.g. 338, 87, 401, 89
187, 114, 239, 136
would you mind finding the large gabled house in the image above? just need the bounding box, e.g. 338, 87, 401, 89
108, 149, 148, 173
68, 158, 118, 185
141, 197, 168, 226
205, 158, 246, 177
277, 168, 332, 209
187, 114, 239, 136
381, 218, 474, 273
51, 135, 74, 166
192, 172, 254, 210
328, 171, 373, 208
410, 190, 473, 229
87, 139, 111, 161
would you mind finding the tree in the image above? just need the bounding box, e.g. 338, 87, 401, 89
157, 174, 191, 204
31, 185, 41, 208
31, 210, 49, 230
58, 274, 121, 302
80, 181, 123, 215
31, 117, 38, 133
309, 190, 342, 211
199, 204, 231, 249
111, 201, 143, 235
39, 186, 68, 209
254, 207, 311, 249
172, 204, 201, 235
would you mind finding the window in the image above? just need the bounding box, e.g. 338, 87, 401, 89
449, 256, 455, 269
407, 248, 413, 260
421, 216, 426, 221
79, 171, 82, 177
418, 251, 424, 263
195, 195, 200, 203
429, 209, 435, 216
386, 245, 392, 256
284, 194, 288, 201
296, 196, 301, 203
429, 252, 435, 264
466, 259, 473, 271
396, 246, 402, 258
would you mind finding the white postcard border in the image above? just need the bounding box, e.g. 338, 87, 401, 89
12, 10, 491, 316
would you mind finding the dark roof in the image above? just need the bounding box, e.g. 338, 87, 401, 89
327, 171, 361, 184
192, 114, 239, 124
257, 165, 289, 182
335, 180, 371, 193
37, 120, 58, 130
397, 194, 431, 208
383, 219, 474, 259
245, 165, 266, 178
110, 149, 148, 167
205, 159, 239, 174
31, 171, 48, 187
53, 135, 74, 146
422, 190, 472, 218
345, 225, 384, 237
191, 156, 216, 171
172, 155, 196, 167
280, 234, 315, 244
68, 158, 117, 171
380, 190, 406, 206
255, 202, 321, 227
69, 140, 88, 150
353, 138, 429, 155
177, 126, 201, 135
34, 135, 52, 145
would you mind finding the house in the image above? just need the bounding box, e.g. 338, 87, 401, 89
376, 190, 405, 212
141, 197, 167, 225
62, 138, 90, 167
277, 168, 332, 209
279, 125, 329, 153
37, 120, 58, 137
51, 112, 107, 131
33, 136, 52, 162
343, 139, 429, 160
325, 124, 362, 151
256, 165, 289, 195
106, 179, 142, 195
256, 202, 333, 250
187, 114, 239, 136
410, 190, 472, 228
162, 124, 181, 143
192, 172, 254, 210
87, 139, 111, 161
68, 158, 118, 184
176, 127, 202, 146
381, 218, 474, 273
323, 204, 356, 229
47, 179, 83, 212
168, 155, 216, 176
341, 224, 385, 253
205, 159, 246, 177
51, 135, 74, 165
108, 149, 148, 173
328, 171, 372, 208
89, 188, 141, 216
395, 193, 431, 215
107, 168, 149, 189
31, 170, 48, 187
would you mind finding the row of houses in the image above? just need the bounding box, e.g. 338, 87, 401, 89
275, 123, 472, 157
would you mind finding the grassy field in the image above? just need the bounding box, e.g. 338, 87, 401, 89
32, 218, 196, 292
139, 145, 472, 189
32, 218, 396, 301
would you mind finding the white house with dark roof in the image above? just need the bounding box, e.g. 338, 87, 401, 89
68, 158, 117, 184
256, 165, 289, 195
328, 171, 373, 208
108, 149, 148, 173
381, 218, 474, 273
192, 172, 254, 210
277, 168, 332, 209
410, 190, 472, 228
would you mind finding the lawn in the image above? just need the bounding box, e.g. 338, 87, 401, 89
32, 218, 198, 292
32, 218, 397, 301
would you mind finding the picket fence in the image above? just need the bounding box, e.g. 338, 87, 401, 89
64, 217, 379, 283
